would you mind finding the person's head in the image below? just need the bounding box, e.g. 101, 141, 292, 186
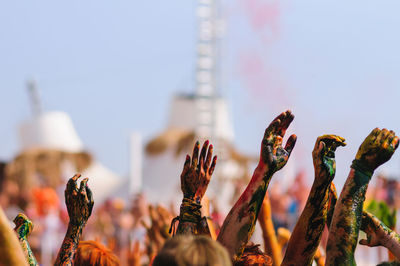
74, 240, 120, 266
233, 243, 272, 266
153, 235, 232, 266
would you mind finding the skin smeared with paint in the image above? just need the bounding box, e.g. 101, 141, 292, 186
175, 140, 217, 235
326, 128, 399, 265
0, 205, 28, 266
282, 135, 346, 266
257, 193, 281, 266
13, 213, 38, 266
54, 174, 94, 266
360, 211, 400, 259
326, 182, 338, 228
217, 110, 297, 261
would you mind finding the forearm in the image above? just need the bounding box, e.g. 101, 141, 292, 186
217, 164, 272, 260
54, 223, 84, 266
175, 198, 206, 236
282, 178, 331, 266
258, 194, 281, 266
326, 168, 370, 265
0, 207, 27, 266
326, 183, 337, 228
18, 237, 38, 266
176, 221, 198, 235
384, 231, 400, 259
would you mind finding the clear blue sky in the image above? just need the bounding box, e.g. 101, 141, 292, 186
1, 0, 400, 189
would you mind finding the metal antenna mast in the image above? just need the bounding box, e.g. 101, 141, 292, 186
27, 79, 42, 117
195, 0, 223, 140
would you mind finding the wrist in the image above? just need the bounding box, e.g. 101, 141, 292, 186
351, 159, 374, 176
255, 162, 272, 179
67, 220, 86, 231
350, 159, 373, 184
179, 198, 202, 223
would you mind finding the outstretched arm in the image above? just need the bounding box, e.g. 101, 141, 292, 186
174, 140, 217, 235
14, 213, 38, 266
0, 206, 28, 266
54, 174, 94, 266
360, 211, 400, 259
282, 135, 346, 266
326, 128, 399, 265
217, 110, 297, 260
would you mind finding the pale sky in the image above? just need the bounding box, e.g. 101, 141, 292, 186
1, 0, 400, 189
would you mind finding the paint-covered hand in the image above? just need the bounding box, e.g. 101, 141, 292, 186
13, 214, 33, 240
180, 140, 217, 203
355, 128, 399, 172
360, 211, 392, 247
260, 110, 296, 173
312, 135, 346, 183
65, 174, 94, 226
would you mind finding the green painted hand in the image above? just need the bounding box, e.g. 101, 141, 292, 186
13, 214, 33, 240
360, 211, 392, 247
313, 135, 346, 182
355, 128, 399, 172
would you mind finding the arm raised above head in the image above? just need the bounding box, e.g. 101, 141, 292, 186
282, 135, 346, 266
326, 128, 399, 265
14, 213, 38, 266
174, 140, 217, 236
217, 110, 297, 261
54, 174, 94, 266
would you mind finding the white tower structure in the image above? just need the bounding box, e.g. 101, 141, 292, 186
143, 1, 252, 212
195, 0, 220, 139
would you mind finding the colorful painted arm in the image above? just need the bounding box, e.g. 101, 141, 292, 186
217, 110, 297, 260
175, 140, 217, 235
0, 206, 28, 266
54, 174, 94, 266
282, 135, 346, 266
13, 214, 38, 266
257, 193, 281, 266
326, 182, 338, 228
325, 128, 399, 265
360, 211, 400, 259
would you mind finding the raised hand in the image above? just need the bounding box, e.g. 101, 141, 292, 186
218, 110, 296, 261
180, 140, 217, 203
282, 135, 345, 266
13, 214, 38, 266
313, 135, 346, 181
326, 129, 399, 265
355, 128, 399, 172
176, 141, 217, 236
14, 213, 33, 240
260, 110, 297, 173
65, 174, 94, 226
55, 174, 94, 266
